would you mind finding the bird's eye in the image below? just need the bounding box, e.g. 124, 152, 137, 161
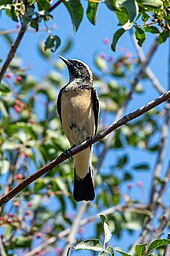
76, 62, 83, 68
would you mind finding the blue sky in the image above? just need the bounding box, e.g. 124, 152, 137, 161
1, 2, 170, 255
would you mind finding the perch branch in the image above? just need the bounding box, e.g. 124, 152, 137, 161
0, 90, 170, 207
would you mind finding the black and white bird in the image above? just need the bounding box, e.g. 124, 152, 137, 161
57, 56, 99, 202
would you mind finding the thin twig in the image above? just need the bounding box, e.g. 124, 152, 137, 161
150, 103, 170, 203
96, 38, 159, 170
129, 163, 170, 254
0, 1, 62, 84
0, 90, 170, 207
48, 0, 62, 12
152, 207, 170, 241
0, 236, 7, 256
25, 204, 146, 256
131, 32, 165, 94
61, 203, 87, 256
163, 233, 170, 256
0, 25, 27, 83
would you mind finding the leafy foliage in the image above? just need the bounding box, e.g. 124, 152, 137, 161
0, 0, 170, 255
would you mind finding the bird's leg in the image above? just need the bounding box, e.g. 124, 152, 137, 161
87, 136, 93, 150
63, 145, 76, 161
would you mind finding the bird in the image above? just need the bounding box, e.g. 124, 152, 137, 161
57, 56, 99, 202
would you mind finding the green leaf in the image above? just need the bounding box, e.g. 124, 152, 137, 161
144, 26, 159, 34
15, 236, 31, 248
147, 239, 170, 253
116, 155, 128, 168
37, 0, 50, 11
111, 28, 125, 51
117, 0, 138, 22
105, 0, 118, 11
0, 83, 10, 93
158, 30, 170, 44
99, 251, 106, 256
133, 163, 149, 170
44, 34, 61, 52
114, 247, 131, 256
63, 0, 83, 32
74, 239, 104, 252
0, 159, 10, 174
135, 243, 147, 256
100, 215, 112, 244
137, 0, 163, 9
106, 246, 114, 256
87, 1, 99, 25
142, 12, 150, 22
135, 26, 146, 47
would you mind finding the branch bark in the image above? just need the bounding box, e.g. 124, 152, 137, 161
25, 204, 146, 256
0, 1, 62, 84
131, 32, 165, 95
0, 90, 170, 207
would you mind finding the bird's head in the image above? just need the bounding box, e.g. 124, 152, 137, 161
59, 56, 93, 83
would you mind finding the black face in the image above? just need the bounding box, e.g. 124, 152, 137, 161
68, 60, 91, 80
59, 56, 91, 81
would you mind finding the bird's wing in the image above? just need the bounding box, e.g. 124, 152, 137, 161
91, 87, 99, 134
57, 88, 64, 123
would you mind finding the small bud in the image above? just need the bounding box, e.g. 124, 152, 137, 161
25, 152, 30, 158
103, 37, 110, 45
127, 183, 133, 189
36, 232, 43, 238
14, 201, 20, 207
15, 75, 22, 84
14, 104, 22, 113
137, 181, 143, 187
16, 173, 23, 180
100, 53, 106, 60
8, 213, 14, 218
27, 202, 33, 207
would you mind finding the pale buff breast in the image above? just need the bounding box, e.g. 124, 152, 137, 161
61, 89, 95, 145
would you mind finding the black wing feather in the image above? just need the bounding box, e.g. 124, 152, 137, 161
57, 87, 64, 123
91, 87, 99, 134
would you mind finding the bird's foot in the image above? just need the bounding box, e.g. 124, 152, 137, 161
87, 136, 93, 150
63, 145, 76, 161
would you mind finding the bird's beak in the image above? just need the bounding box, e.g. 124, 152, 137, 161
59, 56, 72, 67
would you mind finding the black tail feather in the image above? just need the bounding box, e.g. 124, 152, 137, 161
73, 169, 95, 202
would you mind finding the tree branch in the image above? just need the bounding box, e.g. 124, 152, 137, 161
0, 25, 27, 84
129, 163, 170, 254
25, 204, 146, 256
0, 90, 170, 207
96, 38, 159, 170
0, 1, 62, 84
131, 32, 165, 95
150, 103, 170, 203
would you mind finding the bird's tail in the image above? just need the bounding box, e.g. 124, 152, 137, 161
73, 167, 95, 202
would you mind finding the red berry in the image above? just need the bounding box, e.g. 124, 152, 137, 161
8, 213, 14, 217
14, 104, 22, 113
56, 247, 62, 254
6, 72, 13, 78
16, 173, 23, 180
100, 53, 106, 60
7, 218, 13, 224
14, 201, 20, 207
15, 75, 22, 83
25, 211, 31, 216
78, 227, 84, 234
36, 232, 43, 238
127, 183, 133, 189
25, 152, 30, 158
137, 181, 143, 187
103, 37, 110, 45
27, 202, 33, 207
